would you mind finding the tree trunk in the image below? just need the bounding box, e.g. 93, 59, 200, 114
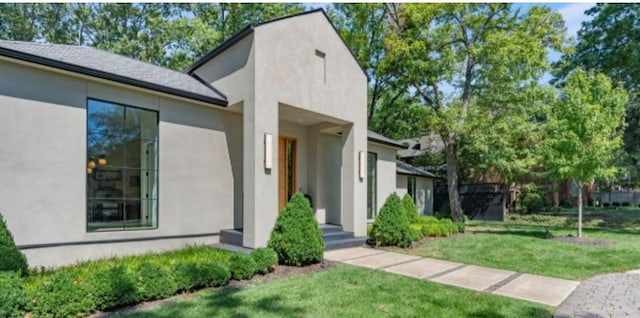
445, 143, 463, 221
552, 180, 559, 208
576, 180, 583, 238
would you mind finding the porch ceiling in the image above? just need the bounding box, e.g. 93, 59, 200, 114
278, 103, 348, 126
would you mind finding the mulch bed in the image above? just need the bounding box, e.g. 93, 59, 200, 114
89, 260, 335, 318
551, 236, 616, 247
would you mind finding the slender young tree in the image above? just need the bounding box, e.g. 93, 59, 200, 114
542, 68, 627, 237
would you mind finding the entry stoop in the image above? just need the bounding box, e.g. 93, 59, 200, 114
320, 224, 368, 251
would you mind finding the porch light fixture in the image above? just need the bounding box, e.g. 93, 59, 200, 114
87, 167, 93, 174
97, 155, 107, 166
359, 151, 366, 180
87, 160, 96, 169
264, 133, 273, 170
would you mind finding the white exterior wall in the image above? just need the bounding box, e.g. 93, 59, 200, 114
367, 143, 398, 217
0, 59, 239, 267
194, 11, 368, 247
396, 174, 434, 216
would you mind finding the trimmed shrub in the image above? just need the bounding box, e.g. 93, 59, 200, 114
0, 271, 28, 318
369, 193, 412, 247
29, 271, 96, 318
173, 261, 230, 291
89, 265, 137, 310
456, 222, 466, 233
0, 213, 28, 275
520, 192, 544, 214
409, 224, 424, 241
402, 194, 419, 223
135, 263, 178, 302
251, 248, 278, 274
229, 253, 256, 280
268, 193, 324, 266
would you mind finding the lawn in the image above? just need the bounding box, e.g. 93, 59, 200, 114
388, 215, 640, 280
116, 265, 552, 318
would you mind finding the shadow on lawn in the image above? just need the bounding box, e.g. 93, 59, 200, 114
122, 286, 305, 318
469, 307, 552, 318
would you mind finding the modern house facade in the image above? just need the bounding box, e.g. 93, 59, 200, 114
0, 10, 433, 267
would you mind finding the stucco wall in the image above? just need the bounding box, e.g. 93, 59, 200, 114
396, 174, 434, 216
367, 143, 398, 217
0, 59, 238, 267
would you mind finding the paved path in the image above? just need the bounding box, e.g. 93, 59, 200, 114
554, 271, 640, 317
325, 247, 579, 307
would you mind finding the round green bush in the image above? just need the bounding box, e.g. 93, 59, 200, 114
29, 271, 96, 318
402, 194, 419, 223
0, 213, 28, 275
89, 265, 137, 310
268, 193, 324, 266
135, 263, 178, 302
229, 253, 256, 280
0, 271, 28, 318
369, 193, 412, 247
520, 192, 544, 214
424, 223, 439, 237
251, 248, 278, 274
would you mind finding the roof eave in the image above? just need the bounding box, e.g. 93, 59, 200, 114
0, 46, 228, 107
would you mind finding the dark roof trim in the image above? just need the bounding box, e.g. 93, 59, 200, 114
368, 136, 405, 149
185, 8, 368, 79
0, 46, 228, 107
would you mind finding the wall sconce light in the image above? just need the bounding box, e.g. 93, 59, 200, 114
87, 167, 93, 174
264, 133, 273, 170
97, 155, 107, 166
87, 160, 96, 169
359, 151, 366, 180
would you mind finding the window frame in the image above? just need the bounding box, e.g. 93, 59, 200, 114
85, 98, 159, 232
367, 152, 378, 220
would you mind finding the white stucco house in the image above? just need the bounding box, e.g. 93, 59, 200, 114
0, 9, 434, 267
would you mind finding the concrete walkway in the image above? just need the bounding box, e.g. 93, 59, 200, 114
325, 247, 579, 307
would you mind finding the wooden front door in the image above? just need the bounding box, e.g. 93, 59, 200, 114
278, 136, 297, 211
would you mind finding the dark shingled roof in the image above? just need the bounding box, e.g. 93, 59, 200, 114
367, 130, 406, 149
0, 41, 227, 106
396, 160, 436, 178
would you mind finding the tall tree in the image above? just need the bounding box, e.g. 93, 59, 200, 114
554, 3, 640, 185
542, 68, 627, 237
384, 3, 566, 221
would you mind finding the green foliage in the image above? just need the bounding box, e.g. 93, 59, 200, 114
29, 271, 96, 318
250, 248, 278, 275
409, 224, 424, 241
89, 265, 136, 310
0, 272, 28, 318
520, 192, 545, 214
415, 216, 464, 238
229, 254, 256, 281
268, 193, 324, 266
384, 3, 567, 220
135, 262, 178, 302
369, 193, 413, 247
402, 194, 419, 223
173, 261, 230, 291
0, 213, 28, 276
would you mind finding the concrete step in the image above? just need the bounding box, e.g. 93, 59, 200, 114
319, 224, 343, 234
220, 229, 243, 247
324, 236, 368, 251
211, 243, 252, 254
323, 231, 354, 241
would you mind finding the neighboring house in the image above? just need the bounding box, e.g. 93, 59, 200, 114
367, 131, 435, 219
0, 10, 433, 268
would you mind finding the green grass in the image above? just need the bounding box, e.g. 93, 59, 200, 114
116, 265, 552, 318
390, 221, 640, 280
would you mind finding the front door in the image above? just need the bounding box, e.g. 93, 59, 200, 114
278, 136, 297, 211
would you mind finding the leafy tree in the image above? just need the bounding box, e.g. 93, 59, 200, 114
554, 4, 640, 186
384, 3, 566, 221
542, 68, 627, 237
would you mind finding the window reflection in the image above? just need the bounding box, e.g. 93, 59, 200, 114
86, 99, 158, 231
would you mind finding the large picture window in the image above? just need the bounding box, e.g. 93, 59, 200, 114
408, 176, 417, 203
86, 99, 158, 231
